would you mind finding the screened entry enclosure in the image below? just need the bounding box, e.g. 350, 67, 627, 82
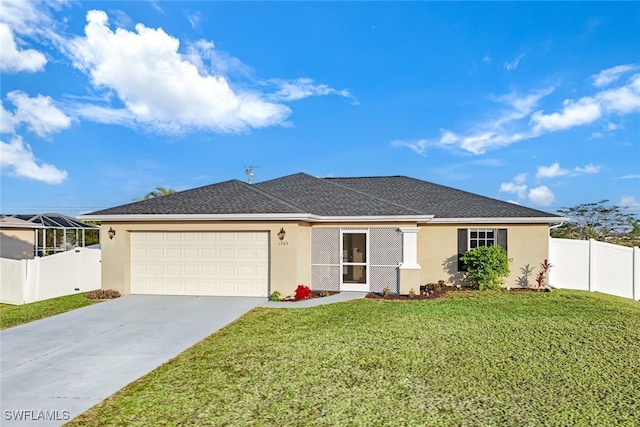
311, 228, 402, 292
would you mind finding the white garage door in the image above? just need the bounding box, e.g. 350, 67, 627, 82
131, 232, 269, 297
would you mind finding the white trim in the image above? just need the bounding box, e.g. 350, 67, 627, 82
429, 217, 566, 224
78, 213, 435, 223
79, 212, 565, 225
399, 227, 421, 270
340, 229, 369, 291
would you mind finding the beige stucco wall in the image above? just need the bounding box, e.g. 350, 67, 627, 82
100, 221, 311, 296
0, 229, 35, 260
101, 220, 550, 297
418, 223, 550, 288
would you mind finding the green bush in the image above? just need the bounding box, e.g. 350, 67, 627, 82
268, 291, 282, 301
460, 246, 511, 290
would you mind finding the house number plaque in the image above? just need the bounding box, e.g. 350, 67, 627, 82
277, 227, 288, 246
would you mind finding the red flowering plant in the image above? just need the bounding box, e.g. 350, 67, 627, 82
535, 259, 553, 289
294, 284, 312, 301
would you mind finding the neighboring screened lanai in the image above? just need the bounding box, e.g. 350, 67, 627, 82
9, 213, 100, 256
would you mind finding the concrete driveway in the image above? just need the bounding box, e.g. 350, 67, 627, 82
0, 295, 263, 427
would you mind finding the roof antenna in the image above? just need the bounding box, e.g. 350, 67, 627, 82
244, 165, 259, 184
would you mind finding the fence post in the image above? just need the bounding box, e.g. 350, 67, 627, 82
634, 246, 639, 301
21, 259, 28, 304
588, 239, 595, 292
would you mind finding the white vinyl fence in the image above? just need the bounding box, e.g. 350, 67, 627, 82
549, 238, 640, 301
0, 247, 101, 305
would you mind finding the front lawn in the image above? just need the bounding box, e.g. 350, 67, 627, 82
69, 290, 640, 426
0, 292, 99, 330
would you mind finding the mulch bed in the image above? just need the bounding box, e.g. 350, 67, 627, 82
365, 286, 551, 300
278, 291, 340, 302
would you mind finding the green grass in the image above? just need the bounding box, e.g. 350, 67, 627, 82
0, 292, 99, 330
68, 290, 640, 426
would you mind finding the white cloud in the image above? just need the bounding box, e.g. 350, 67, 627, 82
0, 22, 47, 72
0, 135, 67, 184
596, 74, 640, 114
504, 54, 525, 71
392, 87, 554, 155
618, 196, 640, 208
500, 182, 528, 198
574, 163, 601, 174
0, 0, 48, 36
619, 195, 640, 208
513, 173, 527, 184
528, 185, 555, 206
531, 97, 601, 132
0, 101, 16, 134
270, 78, 357, 104
66, 10, 291, 134
591, 64, 639, 87
482, 55, 491, 64
394, 64, 640, 156
536, 162, 569, 179
531, 74, 640, 133
186, 10, 202, 31
618, 174, 640, 179
3, 91, 72, 137
535, 162, 601, 179
499, 173, 528, 199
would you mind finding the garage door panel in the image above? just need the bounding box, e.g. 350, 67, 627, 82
131, 232, 269, 297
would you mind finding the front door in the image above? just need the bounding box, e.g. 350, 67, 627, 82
340, 231, 368, 291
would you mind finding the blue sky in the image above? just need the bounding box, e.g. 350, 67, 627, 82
1, 1, 639, 217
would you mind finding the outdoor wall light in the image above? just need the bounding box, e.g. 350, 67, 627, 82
108, 227, 116, 240
277, 227, 286, 241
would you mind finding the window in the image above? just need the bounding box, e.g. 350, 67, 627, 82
458, 228, 507, 272
469, 229, 495, 249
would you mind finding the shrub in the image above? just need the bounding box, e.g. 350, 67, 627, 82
269, 291, 282, 301
535, 259, 553, 289
382, 287, 391, 297
424, 282, 443, 292
294, 284, 312, 301
408, 288, 417, 299
86, 289, 121, 300
318, 291, 331, 297
460, 246, 512, 290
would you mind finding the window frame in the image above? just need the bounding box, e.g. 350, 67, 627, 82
469, 228, 497, 249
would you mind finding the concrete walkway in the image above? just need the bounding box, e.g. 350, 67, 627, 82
0, 295, 263, 427
259, 291, 367, 308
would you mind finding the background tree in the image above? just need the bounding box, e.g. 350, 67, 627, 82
552, 200, 640, 247
134, 187, 176, 201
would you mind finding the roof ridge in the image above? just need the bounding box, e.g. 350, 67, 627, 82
240, 180, 307, 214
321, 176, 426, 215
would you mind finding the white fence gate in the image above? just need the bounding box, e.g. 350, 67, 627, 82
549, 238, 640, 301
0, 247, 101, 305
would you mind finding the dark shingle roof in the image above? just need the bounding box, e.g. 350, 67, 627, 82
254, 173, 422, 216
88, 180, 304, 215
85, 173, 561, 220
326, 176, 556, 218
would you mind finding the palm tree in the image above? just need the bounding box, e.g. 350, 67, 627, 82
134, 187, 176, 201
